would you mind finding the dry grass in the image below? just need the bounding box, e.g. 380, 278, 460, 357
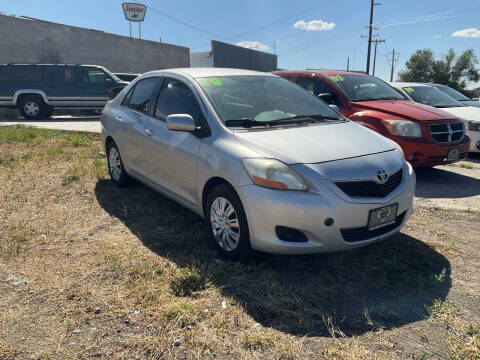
0, 125, 479, 359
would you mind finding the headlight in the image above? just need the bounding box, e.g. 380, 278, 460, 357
468, 121, 480, 132
242, 158, 308, 191
383, 119, 422, 138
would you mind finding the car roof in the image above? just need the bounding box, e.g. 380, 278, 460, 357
143, 67, 276, 79
389, 82, 432, 88
276, 69, 367, 76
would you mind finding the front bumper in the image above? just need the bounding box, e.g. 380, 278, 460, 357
235, 163, 415, 255
393, 135, 470, 167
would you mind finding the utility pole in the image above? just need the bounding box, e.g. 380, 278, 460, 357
372, 38, 385, 76
365, 0, 381, 74
347, 57, 350, 71
389, 49, 399, 81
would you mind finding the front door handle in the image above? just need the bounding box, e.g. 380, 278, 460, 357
115, 116, 122, 121
144, 129, 154, 136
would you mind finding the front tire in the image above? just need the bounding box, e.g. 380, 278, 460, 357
18, 95, 49, 120
107, 141, 130, 187
206, 184, 252, 260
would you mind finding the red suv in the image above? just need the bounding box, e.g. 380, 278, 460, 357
275, 70, 470, 167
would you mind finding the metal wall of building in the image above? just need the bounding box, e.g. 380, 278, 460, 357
211, 41, 277, 72
0, 14, 189, 73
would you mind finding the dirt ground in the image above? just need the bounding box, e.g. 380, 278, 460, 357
0, 126, 479, 360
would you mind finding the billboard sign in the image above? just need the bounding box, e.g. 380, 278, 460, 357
122, 3, 147, 22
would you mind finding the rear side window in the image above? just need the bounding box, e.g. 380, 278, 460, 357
82, 68, 108, 83
155, 78, 201, 121
0, 66, 43, 82
124, 78, 158, 113
53, 67, 76, 83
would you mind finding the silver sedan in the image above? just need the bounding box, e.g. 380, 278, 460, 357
101, 68, 415, 259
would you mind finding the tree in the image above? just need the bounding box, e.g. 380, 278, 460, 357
398, 48, 479, 91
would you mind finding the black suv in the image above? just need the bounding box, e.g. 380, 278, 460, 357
0, 64, 126, 119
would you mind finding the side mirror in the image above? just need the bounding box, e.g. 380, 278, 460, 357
108, 87, 123, 100
105, 77, 113, 83
329, 104, 340, 113
166, 114, 196, 132
318, 92, 337, 105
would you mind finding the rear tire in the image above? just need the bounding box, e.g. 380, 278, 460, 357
18, 95, 48, 120
107, 141, 131, 187
206, 184, 253, 260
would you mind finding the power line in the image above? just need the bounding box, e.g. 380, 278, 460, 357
147, 5, 237, 43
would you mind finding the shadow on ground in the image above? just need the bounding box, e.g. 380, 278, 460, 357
95, 179, 451, 337
415, 166, 480, 199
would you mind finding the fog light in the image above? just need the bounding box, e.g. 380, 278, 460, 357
324, 218, 334, 226
275, 226, 308, 242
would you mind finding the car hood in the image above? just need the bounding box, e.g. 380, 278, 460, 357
233, 120, 396, 164
351, 100, 454, 121
441, 106, 480, 121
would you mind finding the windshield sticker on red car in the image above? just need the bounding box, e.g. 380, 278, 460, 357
404, 87, 415, 93
330, 75, 344, 82
200, 77, 223, 87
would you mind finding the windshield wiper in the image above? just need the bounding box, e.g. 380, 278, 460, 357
276, 114, 343, 122
224, 114, 343, 128
351, 96, 402, 101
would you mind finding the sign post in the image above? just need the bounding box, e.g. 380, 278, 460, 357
122, 3, 147, 39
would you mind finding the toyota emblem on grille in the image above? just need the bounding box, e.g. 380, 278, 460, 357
376, 169, 388, 184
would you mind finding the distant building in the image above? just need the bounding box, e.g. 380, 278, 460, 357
190, 40, 277, 72
0, 14, 189, 73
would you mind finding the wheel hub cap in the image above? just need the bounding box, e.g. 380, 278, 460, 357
210, 197, 240, 251
24, 102, 39, 116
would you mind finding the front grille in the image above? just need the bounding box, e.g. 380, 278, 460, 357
341, 211, 406, 243
334, 169, 403, 198
429, 122, 464, 143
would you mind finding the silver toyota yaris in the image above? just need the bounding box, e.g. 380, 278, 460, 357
101, 68, 415, 259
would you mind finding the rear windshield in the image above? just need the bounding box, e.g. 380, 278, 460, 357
0, 66, 44, 82
330, 74, 405, 101
404, 86, 463, 108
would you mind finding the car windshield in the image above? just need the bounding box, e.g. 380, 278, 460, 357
196, 75, 342, 126
434, 84, 471, 102
330, 74, 405, 101
404, 86, 463, 108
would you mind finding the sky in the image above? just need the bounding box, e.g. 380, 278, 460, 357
1, 0, 480, 86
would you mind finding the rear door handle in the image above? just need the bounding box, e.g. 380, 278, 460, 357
144, 129, 154, 136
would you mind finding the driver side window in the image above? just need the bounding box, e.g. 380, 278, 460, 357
296, 77, 339, 105
155, 78, 201, 122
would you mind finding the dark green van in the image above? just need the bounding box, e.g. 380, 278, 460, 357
0, 64, 126, 119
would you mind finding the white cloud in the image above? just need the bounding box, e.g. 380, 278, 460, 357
434, 35, 442, 39
294, 19, 335, 32
452, 28, 480, 38
235, 41, 269, 51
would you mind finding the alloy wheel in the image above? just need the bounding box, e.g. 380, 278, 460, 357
108, 147, 122, 181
